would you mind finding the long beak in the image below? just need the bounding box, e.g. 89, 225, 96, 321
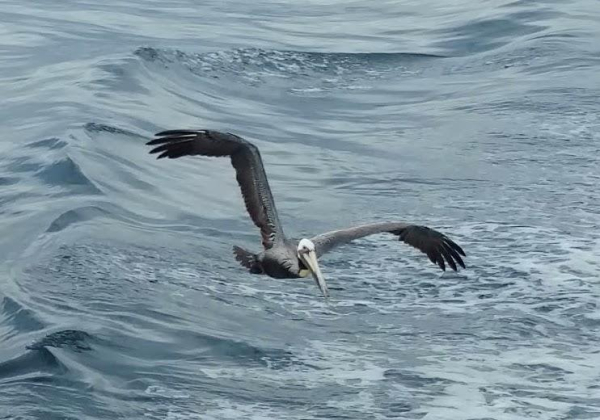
301, 250, 329, 299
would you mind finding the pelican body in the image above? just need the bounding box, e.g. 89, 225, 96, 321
147, 129, 466, 298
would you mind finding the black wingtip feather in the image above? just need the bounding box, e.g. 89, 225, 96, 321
452, 241, 466, 257
441, 248, 457, 271
155, 129, 201, 137
149, 144, 169, 155
395, 225, 467, 272
146, 138, 167, 146
147, 130, 203, 146
442, 241, 465, 270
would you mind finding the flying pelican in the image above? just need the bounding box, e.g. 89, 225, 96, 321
147, 129, 466, 298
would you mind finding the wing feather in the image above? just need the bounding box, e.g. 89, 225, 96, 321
311, 222, 466, 272
147, 129, 285, 249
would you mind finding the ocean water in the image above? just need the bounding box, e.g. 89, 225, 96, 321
1, 0, 600, 419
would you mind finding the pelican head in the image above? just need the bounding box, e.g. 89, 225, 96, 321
297, 238, 329, 298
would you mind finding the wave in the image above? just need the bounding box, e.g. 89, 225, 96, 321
135, 46, 443, 72
0, 348, 68, 380
134, 46, 442, 93
83, 122, 146, 138
45, 206, 112, 233
1, 296, 45, 339
35, 157, 102, 195
433, 15, 548, 55
26, 329, 93, 352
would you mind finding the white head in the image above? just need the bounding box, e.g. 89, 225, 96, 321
297, 238, 315, 255
296, 238, 328, 299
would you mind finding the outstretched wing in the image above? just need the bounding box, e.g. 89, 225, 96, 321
147, 129, 285, 249
311, 222, 466, 271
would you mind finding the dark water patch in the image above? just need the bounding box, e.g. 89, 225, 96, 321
84, 122, 147, 139
501, 0, 566, 7
509, 362, 573, 384
0, 348, 67, 380
564, 406, 600, 419
46, 206, 112, 233
432, 31, 582, 78
26, 329, 93, 352
456, 94, 597, 117
384, 369, 459, 388
175, 330, 295, 367
4, 157, 43, 174
434, 16, 547, 56
0, 176, 18, 186
35, 157, 102, 195
0, 297, 45, 337
25, 137, 66, 150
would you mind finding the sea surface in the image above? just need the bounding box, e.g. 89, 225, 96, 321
1, 1, 600, 419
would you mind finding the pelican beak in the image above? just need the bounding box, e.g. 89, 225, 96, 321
301, 250, 329, 299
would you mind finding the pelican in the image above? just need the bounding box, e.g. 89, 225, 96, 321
147, 129, 466, 298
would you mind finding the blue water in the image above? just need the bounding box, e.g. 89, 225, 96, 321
1, 1, 600, 418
